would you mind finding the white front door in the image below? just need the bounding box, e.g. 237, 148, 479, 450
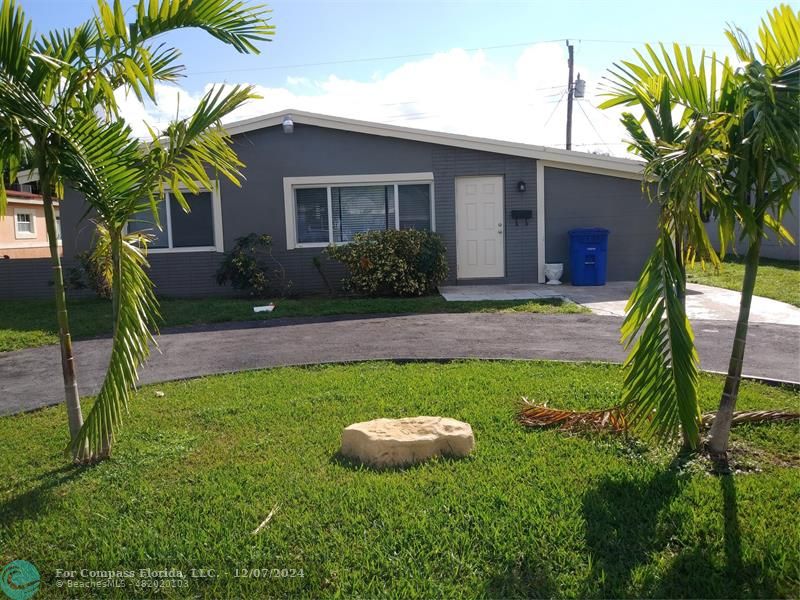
455, 176, 504, 279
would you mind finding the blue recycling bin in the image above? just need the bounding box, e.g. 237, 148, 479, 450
568, 228, 609, 286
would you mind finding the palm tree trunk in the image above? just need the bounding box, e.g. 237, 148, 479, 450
707, 231, 763, 458
39, 161, 87, 461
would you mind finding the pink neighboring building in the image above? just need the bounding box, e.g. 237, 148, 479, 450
0, 190, 61, 259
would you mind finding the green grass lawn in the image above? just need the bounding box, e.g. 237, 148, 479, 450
0, 295, 585, 353
1, 361, 798, 598
687, 256, 800, 307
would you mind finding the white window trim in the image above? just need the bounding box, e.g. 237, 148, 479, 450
537, 161, 546, 283
127, 182, 224, 254
283, 172, 435, 250
14, 208, 36, 239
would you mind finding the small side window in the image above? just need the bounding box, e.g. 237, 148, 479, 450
398, 184, 431, 230
15, 212, 34, 236
295, 188, 329, 244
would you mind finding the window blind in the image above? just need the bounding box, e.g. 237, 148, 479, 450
332, 185, 394, 242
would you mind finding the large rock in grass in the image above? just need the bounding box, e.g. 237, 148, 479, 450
341, 416, 474, 468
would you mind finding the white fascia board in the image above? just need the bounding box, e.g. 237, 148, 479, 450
4, 198, 56, 207
284, 172, 434, 186
224, 109, 644, 178
538, 160, 643, 181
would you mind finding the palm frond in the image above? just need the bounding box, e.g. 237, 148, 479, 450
518, 400, 628, 433
620, 229, 702, 447
0, 0, 33, 81
127, 0, 275, 54
755, 4, 800, 69
600, 42, 730, 115
69, 227, 159, 457
57, 112, 143, 227
702, 410, 800, 428
142, 84, 256, 209
517, 402, 799, 434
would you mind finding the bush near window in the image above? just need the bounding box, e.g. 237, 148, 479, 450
325, 229, 448, 296
216, 234, 292, 297
66, 237, 113, 300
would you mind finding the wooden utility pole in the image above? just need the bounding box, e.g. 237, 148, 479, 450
566, 40, 575, 151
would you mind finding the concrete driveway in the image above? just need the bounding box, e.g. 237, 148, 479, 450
1, 312, 798, 417
440, 281, 800, 326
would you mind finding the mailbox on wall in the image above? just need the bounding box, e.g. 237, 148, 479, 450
510, 210, 532, 225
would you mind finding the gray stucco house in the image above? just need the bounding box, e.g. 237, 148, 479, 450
6, 109, 658, 299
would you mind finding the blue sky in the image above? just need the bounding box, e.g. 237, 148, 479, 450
21, 0, 784, 155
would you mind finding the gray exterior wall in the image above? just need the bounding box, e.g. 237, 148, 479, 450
432, 148, 537, 285
2, 124, 654, 299
544, 167, 658, 282
705, 191, 800, 262
0, 253, 229, 299
0, 257, 90, 300
47, 123, 541, 297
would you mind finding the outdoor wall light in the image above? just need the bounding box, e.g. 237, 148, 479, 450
517, 180, 526, 193
282, 115, 294, 134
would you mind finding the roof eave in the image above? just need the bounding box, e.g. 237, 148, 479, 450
223, 108, 643, 178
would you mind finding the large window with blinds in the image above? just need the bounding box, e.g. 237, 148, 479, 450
290, 176, 434, 248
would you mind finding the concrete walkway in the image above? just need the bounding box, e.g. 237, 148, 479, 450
1, 312, 798, 416
439, 281, 800, 326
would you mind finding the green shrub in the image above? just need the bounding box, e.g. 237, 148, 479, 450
66, 236, 113, 299
216, 234, 292, 297
324, 229, 448, 296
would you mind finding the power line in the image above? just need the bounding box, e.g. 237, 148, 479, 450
576, 101, 611, 153
588, 101, 616, 123
188, 38, 563, 75
542, 88, 568, 128
381, 85, 566, 108
187, 37, 724, 76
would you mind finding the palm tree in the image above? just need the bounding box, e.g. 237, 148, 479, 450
706, 6, 800, 462
600, 5, 799, 458
58, 85, 256, 458
600, 46, 729, 449
0, 0, 273, 461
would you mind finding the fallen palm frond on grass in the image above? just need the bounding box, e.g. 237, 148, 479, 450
518, 400, 799, 434
517, 398, 628, 433
700, 410, 800, 428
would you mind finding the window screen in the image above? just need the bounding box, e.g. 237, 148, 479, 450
128, 201, 169, 248
332, 185, 394, 242
398, 184, 431, 230
296, 188, 329, 244
170, 192, 214, 247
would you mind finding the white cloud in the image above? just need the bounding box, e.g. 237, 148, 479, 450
115, 43, 633, 156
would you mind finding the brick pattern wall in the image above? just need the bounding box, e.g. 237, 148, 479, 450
0, 258, 95, 300
544, 167, 657, 282
432, 147, 537, 285
146, 252, 235, 298
0, 253, 236, 300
